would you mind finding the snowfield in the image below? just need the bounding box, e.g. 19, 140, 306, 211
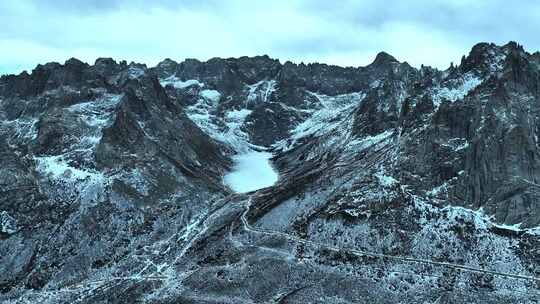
223, 151, 278, 193
158, 75, 280, 193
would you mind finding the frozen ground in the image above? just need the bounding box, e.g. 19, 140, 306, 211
223, 151, 278, 193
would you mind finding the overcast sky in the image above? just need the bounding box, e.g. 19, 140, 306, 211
1, 0, 539, 75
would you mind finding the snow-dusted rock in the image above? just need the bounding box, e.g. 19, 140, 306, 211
0, 211, 17, 235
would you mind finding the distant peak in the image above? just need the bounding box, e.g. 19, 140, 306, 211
460, 42, 508, 74
65, 57, 86, 67
371, 51, 399, 65
503, 41, 524, 51
95, 57, 117, 66
467, 42, 498, 57
157, 58, 177, 67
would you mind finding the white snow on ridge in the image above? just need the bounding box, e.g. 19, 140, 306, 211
220, 109, 254, 153
3, 118, 38, 141
68, 94, 122, 128
415, 199, 540, 236
375, 170, 398, 188
35, 154, 109, 207
226, 108, 252, 121
275, 91, 366, 151
200, 89, 221, 103
34, 154, 109, 207
35, 155, 104, 182
184, 86, 257, 153
492, 222, 523, 232
527, 227, 540, 236
346, 129, 393, 151
0, 211, 18, 234
431, 73, 482, 107
160, 78, 275, 153
127, 67, 145, 79
186, 100, 253, 153
159, 76, 204, 89
67, 94, 123, 152
246, 80, 276, 103
223, 151, 278, 193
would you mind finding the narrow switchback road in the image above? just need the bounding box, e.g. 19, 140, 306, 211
240, 197, 540, 284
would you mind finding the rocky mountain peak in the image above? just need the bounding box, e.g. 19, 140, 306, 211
94, 57, 117, 66
64, 57, 88, 68
503, 40, 526, 52
459, 42, 508, 75
371, 51, 399, 66
157, 58, 177, 67
154, 58, 177, 78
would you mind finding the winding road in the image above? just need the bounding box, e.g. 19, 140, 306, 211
240, 197, 540, 284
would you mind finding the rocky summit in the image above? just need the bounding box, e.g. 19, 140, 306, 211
0, 41, 539, 303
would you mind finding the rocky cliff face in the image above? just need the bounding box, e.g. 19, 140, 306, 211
0, 42, 539, 303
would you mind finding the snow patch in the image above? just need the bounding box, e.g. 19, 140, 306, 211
427, 182, 449, 197
223, 151, 278, 193
3, 118, 38, 141
159, 76, 203, 89
186, 92, 254, 152
0, 211, 17, 234
493, 222, 523, 231
127, 67, 145, 79
34, 155, 109, 206
275, 92, 365, 151
68, 94, 122, 128
246, 80, 276, 103
486, 48, 508, 72
370, 80, 381, 88
431, 73, 482, 107
226, 108, 252, 121
527, 227, 540, 236
35, 155, 105, 183
118, 168, 153, 196
67, 94, 123, 152
347, 130, 394, 151
200, 89, 221, 103
375, 170, 398, 187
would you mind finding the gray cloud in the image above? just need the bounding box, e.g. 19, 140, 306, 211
1, 0, 539, 75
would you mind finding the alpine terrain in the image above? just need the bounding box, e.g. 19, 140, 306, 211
0, 41, 539, 303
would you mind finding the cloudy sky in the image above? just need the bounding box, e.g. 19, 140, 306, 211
1, 0, 539, 75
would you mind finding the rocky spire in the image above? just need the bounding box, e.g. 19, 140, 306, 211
370, 51, 399, 66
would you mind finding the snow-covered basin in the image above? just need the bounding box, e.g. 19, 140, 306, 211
224, 151, 278, 193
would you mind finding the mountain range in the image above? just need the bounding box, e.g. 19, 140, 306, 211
0, 41, 539, 303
